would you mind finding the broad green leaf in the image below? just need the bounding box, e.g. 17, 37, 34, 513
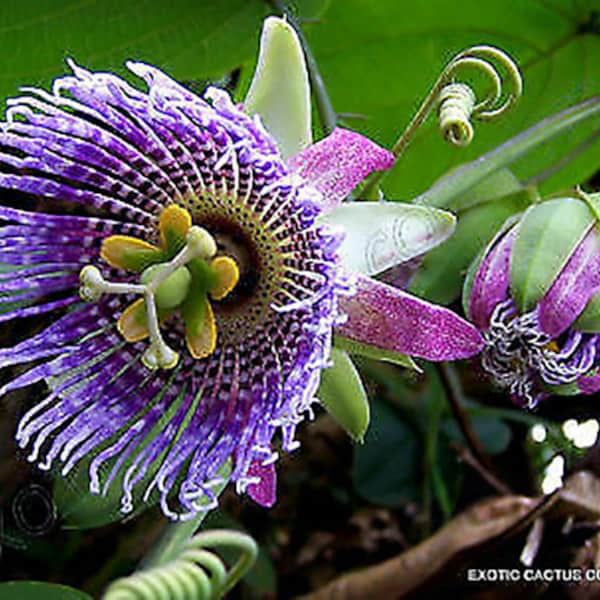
0, 582, 92, 600
410, 188, 534, 304
510, 197, 594, 312
0, 1, 270, 103
323, 202, 455, 275
444, 169, 522, 213
353, 400, 420, 506
417, 95, 600, 210
244, 17, 312, 159
303, 0, 600, 199
288, 0, 332, 20
318, 347, 370, 441
334, 335, 418, 370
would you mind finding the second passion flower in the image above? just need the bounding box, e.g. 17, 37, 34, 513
465, 193, 600, 408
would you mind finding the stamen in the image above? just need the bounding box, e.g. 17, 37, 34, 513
79, 216, 238, 370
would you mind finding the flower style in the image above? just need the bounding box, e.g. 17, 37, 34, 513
0, 17, 482, 518
465, 194, 600, 408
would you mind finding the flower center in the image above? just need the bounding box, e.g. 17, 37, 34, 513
481, 299, 598, 407
79, 204, 240, 370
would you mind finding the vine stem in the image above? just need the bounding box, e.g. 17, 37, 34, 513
436, 362, 511, 494
268, 0, 337, 135
139, 510, 209, 569
450, 442, 512, 496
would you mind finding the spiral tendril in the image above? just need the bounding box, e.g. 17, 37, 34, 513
435, 45, 522, 141
437, 83, 476, 146
103, 529, 258, 600
358, 44, 522, 200
413, 44, 523, 154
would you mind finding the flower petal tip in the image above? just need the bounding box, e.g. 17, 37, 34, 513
288, 128, 394, 211
246, 461, 277, 508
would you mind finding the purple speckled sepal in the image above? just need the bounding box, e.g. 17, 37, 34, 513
246, 460, 277, 508
337, 275, 483, 361
287, 127, 394, 212
468, 227, 517, 330
539, 228, 600, 337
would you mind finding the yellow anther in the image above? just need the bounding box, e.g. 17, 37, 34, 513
101, 235, 161, 271
117, 298, 150, 342
210, 256, 240, 300
159, 204, 192, 249
185, 297, 217, 360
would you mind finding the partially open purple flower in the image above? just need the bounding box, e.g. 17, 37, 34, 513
0, 17, 482, 518
465, 195, 600, 408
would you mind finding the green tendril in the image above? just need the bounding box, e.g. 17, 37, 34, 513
102, 529, 258, 600
360, 44, 522, 199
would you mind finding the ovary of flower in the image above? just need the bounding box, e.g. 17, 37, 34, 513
79, 225, 222, 370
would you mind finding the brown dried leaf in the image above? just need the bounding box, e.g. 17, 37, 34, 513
298, 495, 536, 600
556, 471, 600, 520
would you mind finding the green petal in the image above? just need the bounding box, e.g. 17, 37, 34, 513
510, 197, 594, 312
317, 348, 370, 442
322, 202, 455, 276
244, 16, 311, 160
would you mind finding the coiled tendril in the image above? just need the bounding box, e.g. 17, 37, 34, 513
399, 44, 522, 154
103, 529, 258, 600
435, 45, 522, 147
359, 45, 522, 199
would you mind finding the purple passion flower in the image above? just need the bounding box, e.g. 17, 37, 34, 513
0, 18, 482, 519
465, 194, 600, 408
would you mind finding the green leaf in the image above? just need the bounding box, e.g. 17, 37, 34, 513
304, 0, 600, 200
353, 400, 420, 506
244, 16, 312, 159
410, 187, 533, 304
0, 582, 92, 600
441, 415, 512, 456
510, 197, 594, 312
444, 169, 523, 213
334, 335, 419, 371
318, 348, 370, 442
0, 1, 271, 105
323, 202, 455, 276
